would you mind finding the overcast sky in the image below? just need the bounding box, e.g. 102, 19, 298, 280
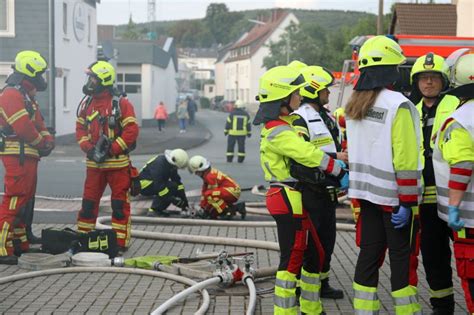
97, 0, 452, 25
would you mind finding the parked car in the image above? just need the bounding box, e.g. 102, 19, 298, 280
216, 100, 235, 113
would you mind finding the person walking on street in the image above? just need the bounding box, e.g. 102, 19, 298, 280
0, 50, 54, 260
177, 100, 189, 133
186, 96, 198, 125
254, 65, 348, 314
290, 63, 347, 299
433, 49, 474, 314
154, 101, 168, 132
411, 53, 459, 314
76, 61, 139, 253
224, 99, 251, 163
346, 36, 423, 314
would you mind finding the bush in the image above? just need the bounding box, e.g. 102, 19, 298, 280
200, 97, 211, 109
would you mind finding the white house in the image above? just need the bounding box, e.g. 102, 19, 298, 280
99, 37, 178, 127
223, 10, 299, 104
0, 0, 99, 136
453, 0, 474, 37
178, 47, 218, 81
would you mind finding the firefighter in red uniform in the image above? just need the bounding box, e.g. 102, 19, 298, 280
188, 155, 245, 219
0, 50, 54, 259
76, 61, 139, 252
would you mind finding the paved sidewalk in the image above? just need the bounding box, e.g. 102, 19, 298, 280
0, 197, 468, 314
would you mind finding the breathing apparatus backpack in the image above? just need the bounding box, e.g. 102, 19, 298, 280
41, 228, 118, 258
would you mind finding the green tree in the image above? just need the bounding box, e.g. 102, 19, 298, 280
122, 15, 140, 40
205, 3, 243, 45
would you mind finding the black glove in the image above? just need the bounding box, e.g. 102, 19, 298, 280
89, 135, 111, 163
172, 197, 186, 208
38, 141, 55, 157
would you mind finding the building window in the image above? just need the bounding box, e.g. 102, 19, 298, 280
117, 72, 141, 94
209, 86, 213, 93
0, 0, 15, 37
63, 76, 68, 109
63, 2, 68, 35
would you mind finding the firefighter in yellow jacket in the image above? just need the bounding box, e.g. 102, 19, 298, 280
346, 36, 423, 314
254, 65, 348, 315
411, 53, 459, 314
433, 49, 474, 314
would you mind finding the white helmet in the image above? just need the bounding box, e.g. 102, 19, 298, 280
164, 149, 189, 169
188, 155, 211, 174
450, 49, 474, 87
235, 99, 245, 108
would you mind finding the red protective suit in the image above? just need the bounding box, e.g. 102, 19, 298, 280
0, 83, 53, 256
199, 168, 240, 217
76, 91, 139, 248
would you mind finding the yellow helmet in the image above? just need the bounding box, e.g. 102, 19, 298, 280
288, 60, 308, 71
299, 66, 334, 100
410, 53, 449, 85
14, 50, 48, 78
257, 66, 306, 103
358, 36, 406, 69
88, 61, 116, 86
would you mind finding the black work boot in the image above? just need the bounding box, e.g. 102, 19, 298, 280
147, 208, 170, 217
236, 202, 246, 219
237, 156, 245, 163
321, 278, 344, 299
431, 309, 454, 315
431, 294, 455, 315
226, 156, 233, 163
0, 256, 18, 265
26, 227, 42, 244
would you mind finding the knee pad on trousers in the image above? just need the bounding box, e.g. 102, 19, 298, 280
81, 199, 95, 219
111, 199, 125, 220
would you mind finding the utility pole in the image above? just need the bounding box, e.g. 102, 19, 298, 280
148, 0, 156, 23
377, 0, 384, 35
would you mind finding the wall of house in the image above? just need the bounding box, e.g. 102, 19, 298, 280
141, 61, 177, 122
54, 0, 97, 136
456, 0, 474, 36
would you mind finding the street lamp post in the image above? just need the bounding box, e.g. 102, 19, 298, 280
248, 19, 290, 64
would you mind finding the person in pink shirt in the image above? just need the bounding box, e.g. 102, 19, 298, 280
154, 101, 168, 132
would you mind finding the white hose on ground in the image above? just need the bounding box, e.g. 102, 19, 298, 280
0, 267, 211, 315
245, 277, 257, 315
151, 276, 222, 315
245, 206, 354, 221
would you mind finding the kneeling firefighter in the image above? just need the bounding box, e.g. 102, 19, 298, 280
289, 63, 348, 299
76, 61, 139, 252
139, 149, 190, 217
0, 50, 54, 259
188, 155, 245, 219
254, 65, 348, 315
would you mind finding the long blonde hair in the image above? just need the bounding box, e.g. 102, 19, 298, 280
345, 88, 382, 120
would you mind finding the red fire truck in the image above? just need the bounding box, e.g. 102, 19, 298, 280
336, 34, 474, 107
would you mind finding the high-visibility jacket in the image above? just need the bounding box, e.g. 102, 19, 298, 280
347, 88, 422, 207
201, 168, 241, 200
259, 115, 343, 184
292, 103, 340, 154
224, 108, 251, 136
0, 85, 52, 158
433, 101, 474, 227
76, 91, 139, 169
416, 94, 459, 204
139, 155, 185, 196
